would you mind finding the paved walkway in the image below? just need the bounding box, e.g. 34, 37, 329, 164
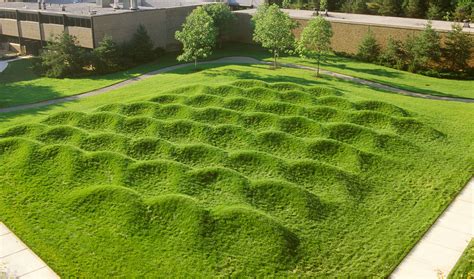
0, 222, 59, 279
1, 56, 473, 114
391, 178, 474, 279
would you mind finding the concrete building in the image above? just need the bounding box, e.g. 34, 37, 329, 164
0, 0, 207, 54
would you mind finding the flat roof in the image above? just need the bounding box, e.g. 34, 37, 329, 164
0, 1, 201, 16
235, 9, 474, 34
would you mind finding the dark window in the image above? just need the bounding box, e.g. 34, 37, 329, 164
41, 14, 64, 25
0, 10, 17, 20
67, 16, 91, 28
18, 12, 39, 22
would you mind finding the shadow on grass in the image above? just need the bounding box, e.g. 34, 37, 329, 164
202, 67, 322, 86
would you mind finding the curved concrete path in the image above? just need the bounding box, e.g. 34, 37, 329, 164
0, 56, 31, 73
1, 56, 473, 114
391, 178, 473, 279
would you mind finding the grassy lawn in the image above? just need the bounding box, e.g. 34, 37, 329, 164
0, 44, 472, 109
0, 63, 472, 277
449, 240, 473, 279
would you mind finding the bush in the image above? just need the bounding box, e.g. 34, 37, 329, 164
126, 24, 155, 64
357, 30, 380, 63
36, 33, 88, 78
92, 35, 123, 74
379, 37, 405, 69
404, 22, 441, 72
443, 23, 473, 72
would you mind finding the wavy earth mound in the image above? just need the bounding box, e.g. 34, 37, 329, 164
0, 80, 446, 276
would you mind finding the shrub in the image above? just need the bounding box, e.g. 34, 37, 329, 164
127, 25, 155, 64
357, 30, 380, 63
404, 22, 441, 72
36, 33, 88, 78
92, 35, 123, 74
443, 23, 473, 72
379, 37, 406, 69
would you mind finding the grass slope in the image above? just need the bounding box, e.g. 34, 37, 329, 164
449, 240, 474, 279
0, 64, 473, 277
1, 44, 472, 109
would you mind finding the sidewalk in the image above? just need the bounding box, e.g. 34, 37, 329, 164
0, 56, 30, 73
391, 178, 474, 278
0, 222, 59, 279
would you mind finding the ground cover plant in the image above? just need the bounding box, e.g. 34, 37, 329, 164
0, 63, 472, 277
449, 240, 474, 279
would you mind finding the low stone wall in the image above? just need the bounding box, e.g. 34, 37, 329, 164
230, 12, 474, 67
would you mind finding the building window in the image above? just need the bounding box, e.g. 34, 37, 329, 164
18, 12, 39, 22
41, 14, 64, 25
67, 17, 91, 28
0, 10, 17, 20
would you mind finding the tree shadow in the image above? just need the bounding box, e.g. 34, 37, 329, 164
202, 65, 323, 86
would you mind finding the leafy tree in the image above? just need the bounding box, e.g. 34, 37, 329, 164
351, 0, 368, 13
92, 35, 122, 74
37, 33, 87, 78
127, 25, 155, 64
252, 4, 297, 68
379, 37, 406, 69
282, 0, 291, 8
427, 2, 442, 19
320, 0, 328, 10
297, 16, 333, 76
175, 6, 217, 67
357, 29, 380, 62
443, 24, 473, 72
405, 22, 441, 72
378, 0, 402, 16
203, 4, 236, 46
403, 0, 426, 18
455, 0, 474, 20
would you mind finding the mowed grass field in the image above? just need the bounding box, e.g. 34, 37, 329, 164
0, 63, 473, 277
0, 44, 473, 109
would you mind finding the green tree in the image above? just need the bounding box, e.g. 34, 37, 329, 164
455, 0, 474, 20
403, 0, 426, 17
379, 37, 406, 69
405, 22, 441, 72
203, 4, 236, 46
175, 6, 217, 68
357, 29, 380, 62
92, 35, 122, 74
352, 0, 368, 13
443, 23, 473, 71
37, 33, 87, 78
297, 16, 333, 76
127, 25, 155, 64
252, 4, 297, 68
320, 0, 328, 10
378, 0, 403, 16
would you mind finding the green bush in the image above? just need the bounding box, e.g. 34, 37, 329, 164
92, 35, 123, 74
36, 33, 88, 78
126, 24, 156, 64
357, 30, 380, 63
379, 37, 406, 69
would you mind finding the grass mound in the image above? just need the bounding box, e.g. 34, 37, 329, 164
0, 79, 453, 277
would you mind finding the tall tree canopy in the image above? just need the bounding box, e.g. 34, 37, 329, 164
297, 16, 333, 76
252, 4, 297, 68
175, 7, 217, 67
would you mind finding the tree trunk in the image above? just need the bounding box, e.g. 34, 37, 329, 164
317, 53, 320, 77
273, 50, 277, 69
194, 58, 197, 69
